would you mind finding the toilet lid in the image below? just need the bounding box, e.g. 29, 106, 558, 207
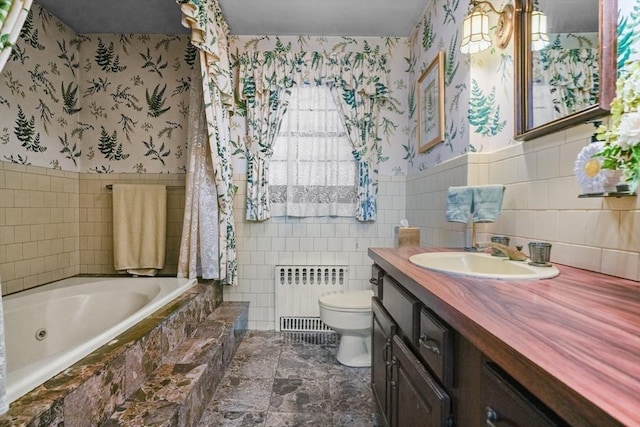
318, 290, 374, 310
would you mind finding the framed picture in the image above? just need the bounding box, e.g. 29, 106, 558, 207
418, 51, 445, 153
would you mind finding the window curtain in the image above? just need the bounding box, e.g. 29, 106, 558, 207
534, 48, 599, 118
328, 54, 388, 221
178, 0, 237, 285
0, 0, 32, 73
238, 50, 389, 222
0, 0, 33, 413
270, 86, 357, 217
239, 52, 294, 221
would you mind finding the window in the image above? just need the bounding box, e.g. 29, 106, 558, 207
269, 85, 357, 217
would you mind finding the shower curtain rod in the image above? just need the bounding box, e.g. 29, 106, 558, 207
105, 184, 183, 190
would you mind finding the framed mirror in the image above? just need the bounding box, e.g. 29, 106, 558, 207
514, 0, 617, 140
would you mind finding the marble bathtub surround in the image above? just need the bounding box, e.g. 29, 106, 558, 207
0, 280, 225, 426
198, 331, 381, 426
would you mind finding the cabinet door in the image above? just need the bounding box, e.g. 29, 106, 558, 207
481, 362, 567, 427
372, 297, 396, 426
391, 335, 451, 427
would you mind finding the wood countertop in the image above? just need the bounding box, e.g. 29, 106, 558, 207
368, 246, 640, 427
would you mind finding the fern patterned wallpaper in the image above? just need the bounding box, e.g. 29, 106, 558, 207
0, 3, 195, 174
0, 4, 410, 176
406, 0, 640, 175
1, 1, 638, 176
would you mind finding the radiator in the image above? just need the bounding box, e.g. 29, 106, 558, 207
274, 265, 348, 332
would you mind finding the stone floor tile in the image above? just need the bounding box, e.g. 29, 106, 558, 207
268, 378, 331, 415
197, 410, 266, 427
210, 377, 274, 413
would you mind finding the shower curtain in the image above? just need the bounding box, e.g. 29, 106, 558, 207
0, 0, 34, 413
0, 0, 32, 73
177, 62, 220, 279
178, 0, 237, 285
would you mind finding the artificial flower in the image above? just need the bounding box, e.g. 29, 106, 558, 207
595, 60, 640, 192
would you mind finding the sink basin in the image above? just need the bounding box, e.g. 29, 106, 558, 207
408, 252, 560, 280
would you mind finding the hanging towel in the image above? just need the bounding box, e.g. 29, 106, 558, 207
113, 184, 167, 276
472, 185, 505, 223
446, 186, 473, 223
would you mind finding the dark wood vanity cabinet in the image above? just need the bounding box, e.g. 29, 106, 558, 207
372, 277, 452, 427
371, 267, 566, 427
481, 362, 567, 427
372, 297, 395, 426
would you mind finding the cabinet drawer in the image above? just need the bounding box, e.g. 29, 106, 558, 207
370, 264, 385, 299
481, 362, 566, 426
382, 276, 419, 343
418, 307, 453, 387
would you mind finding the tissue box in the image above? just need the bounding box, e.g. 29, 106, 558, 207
394, 226, 420, 247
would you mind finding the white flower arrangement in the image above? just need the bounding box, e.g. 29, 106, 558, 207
594, 61, 640, 193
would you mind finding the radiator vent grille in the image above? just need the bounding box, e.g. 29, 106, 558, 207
275, 265, 348, 332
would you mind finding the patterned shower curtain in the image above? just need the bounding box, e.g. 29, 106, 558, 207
0, 0, 32, 73
0, 0, 33, 413
238, 50, 389, 222
178, 0, 237, 285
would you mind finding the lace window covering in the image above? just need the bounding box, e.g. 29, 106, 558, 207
269, 86, 357, 217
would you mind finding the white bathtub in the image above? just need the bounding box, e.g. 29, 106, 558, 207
2, 276, 197, 403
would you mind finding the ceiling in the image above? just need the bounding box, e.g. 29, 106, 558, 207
35, 0, 429, 37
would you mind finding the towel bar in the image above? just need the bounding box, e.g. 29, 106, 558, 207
105, 184, 183, 190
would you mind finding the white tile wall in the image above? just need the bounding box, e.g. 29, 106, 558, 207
224, 173, 405, 330
406, 123, 640, 282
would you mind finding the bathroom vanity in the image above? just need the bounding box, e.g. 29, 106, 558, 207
369, 246, 640, 427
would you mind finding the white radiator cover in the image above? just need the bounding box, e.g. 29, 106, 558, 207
274, 265, 348, 332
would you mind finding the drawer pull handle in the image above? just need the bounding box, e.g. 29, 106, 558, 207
485, 406, 499, 427
419, 334, 441, 356
383, 340, 391, 364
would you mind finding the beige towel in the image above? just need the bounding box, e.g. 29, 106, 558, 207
113, 184, 167, 276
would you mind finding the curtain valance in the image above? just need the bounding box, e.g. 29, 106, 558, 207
238, 50, 390, 102
179, 0, 233, 110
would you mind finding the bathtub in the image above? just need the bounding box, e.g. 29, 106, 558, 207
2, 276, 197, 404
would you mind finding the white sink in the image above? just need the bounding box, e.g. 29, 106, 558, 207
409, 252, 560, 280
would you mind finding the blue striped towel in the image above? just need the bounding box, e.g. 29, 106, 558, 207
446, 186, 473, 223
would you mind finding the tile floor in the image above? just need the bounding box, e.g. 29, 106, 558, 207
197, 331, 381, 426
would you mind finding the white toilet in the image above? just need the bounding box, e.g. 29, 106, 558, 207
318, 289, 374, 367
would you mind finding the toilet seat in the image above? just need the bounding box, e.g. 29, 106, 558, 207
318, 290, 373, 312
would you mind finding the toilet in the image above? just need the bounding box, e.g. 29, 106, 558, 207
318, 289, 374, 367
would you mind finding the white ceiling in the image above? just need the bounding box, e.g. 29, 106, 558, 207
35, 0, 429, 37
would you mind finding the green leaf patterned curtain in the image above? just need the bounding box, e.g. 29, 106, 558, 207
178, 0, 237, 285
238, 50, 389, 222
239, 52, 294, 221
535, 48, 599, 117
0, 0, 33, 74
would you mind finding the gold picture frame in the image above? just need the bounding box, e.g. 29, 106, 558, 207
418, 51, 445, 153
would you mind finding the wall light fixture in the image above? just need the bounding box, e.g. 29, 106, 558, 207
530, 9, 549, 51
460, 1, 515, 54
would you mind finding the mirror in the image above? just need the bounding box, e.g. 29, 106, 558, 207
514, 0, 617, 140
